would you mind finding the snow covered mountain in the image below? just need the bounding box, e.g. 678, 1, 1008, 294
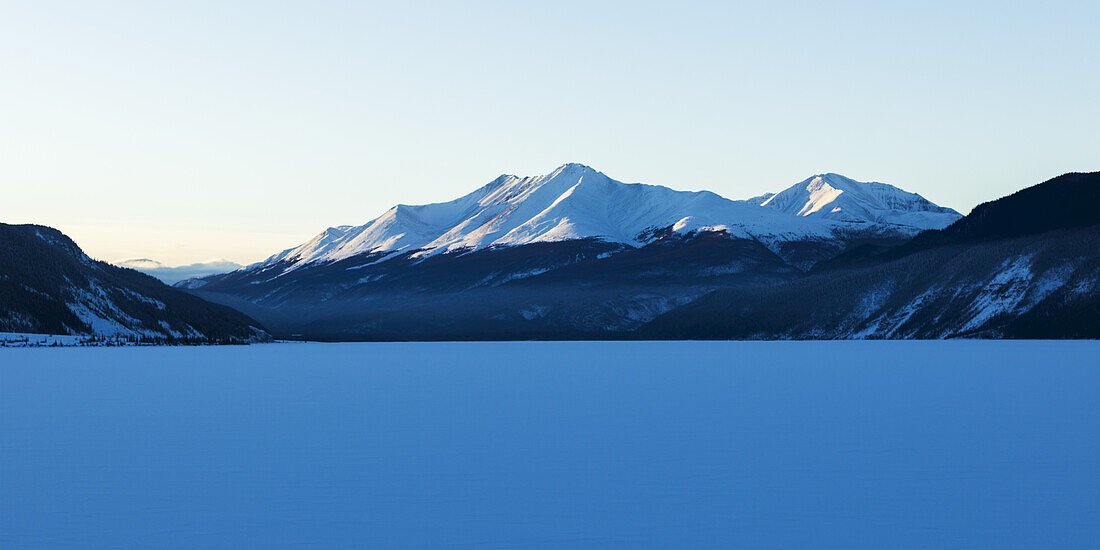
756, 173, 961, 230
644, 171, 1100, 339
256, 164, 958, 271
178, 164, 965, 340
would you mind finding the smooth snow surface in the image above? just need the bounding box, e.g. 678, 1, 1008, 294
3, 341, 1096, 549
257, 165, 959, 270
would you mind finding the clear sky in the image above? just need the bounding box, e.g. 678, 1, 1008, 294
2, 1, 1097, 265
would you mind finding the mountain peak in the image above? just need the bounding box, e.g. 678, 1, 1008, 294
547, 162, 600, 179
255, 165, 839, 269
759, 173, 961, 230
555, 162, 595, 171
800, 173, 866, 193
251, 166, 960, 271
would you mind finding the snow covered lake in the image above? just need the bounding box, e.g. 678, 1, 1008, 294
2, 341, 1098, 548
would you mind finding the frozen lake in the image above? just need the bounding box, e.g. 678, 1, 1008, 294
2, 341, 1098, 548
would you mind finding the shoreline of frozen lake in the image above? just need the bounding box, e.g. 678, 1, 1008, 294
2, 341, 1098, 548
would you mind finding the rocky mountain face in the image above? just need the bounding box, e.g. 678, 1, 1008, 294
180, 164, 961, 340
0, 224, 270, 343
642, 172, 1100, 339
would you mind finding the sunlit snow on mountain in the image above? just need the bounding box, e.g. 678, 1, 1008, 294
258, 164, 960, 271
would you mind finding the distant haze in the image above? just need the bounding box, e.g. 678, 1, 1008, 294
115, 259, 242, 285
2, 1, 1097, 265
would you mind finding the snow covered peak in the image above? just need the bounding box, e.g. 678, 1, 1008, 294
759, 173, 961, 230
259, 164, 837, 268
255, 166, 961, 271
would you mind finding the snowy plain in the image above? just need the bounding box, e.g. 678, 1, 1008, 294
1, 341, 1098, 549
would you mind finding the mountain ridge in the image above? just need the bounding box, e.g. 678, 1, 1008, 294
176, 164, 964, 340
759, 173, 960, 229
642, 171, 1100, 340
813, 171, 1100, 272
0, 224, 269, 342
244, 164, 959, 275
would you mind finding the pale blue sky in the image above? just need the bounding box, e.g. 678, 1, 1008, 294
2, 1, 1097, 265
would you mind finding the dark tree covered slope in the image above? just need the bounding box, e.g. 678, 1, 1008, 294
0, 224, 269, 342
